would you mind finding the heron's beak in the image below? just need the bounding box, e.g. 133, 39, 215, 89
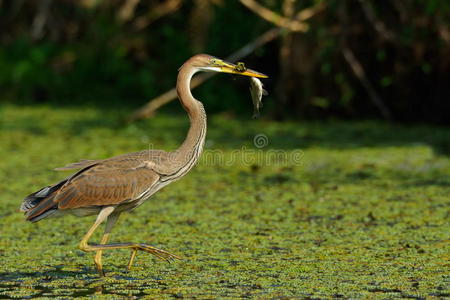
218, 61, 268, 78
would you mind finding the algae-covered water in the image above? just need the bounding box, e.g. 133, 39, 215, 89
0, 105, 449, 298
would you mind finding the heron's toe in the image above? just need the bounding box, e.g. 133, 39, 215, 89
136, 244, 181, 262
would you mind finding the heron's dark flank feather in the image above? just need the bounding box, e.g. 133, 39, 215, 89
21, 180, 67, 222
25, 196, 58, 222
21, 180, 66, 212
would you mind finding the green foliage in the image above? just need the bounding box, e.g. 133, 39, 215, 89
0, 39, 159, 106
0, 105, 449, 298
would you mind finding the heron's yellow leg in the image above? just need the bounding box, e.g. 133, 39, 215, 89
79, 207, 115, 252
82, 242, 180, 262
79, 207, 180, 276
93, 212, 120, 276
79, 207, 115, 276
93, 233, 110, 276
127, 249, 138, 270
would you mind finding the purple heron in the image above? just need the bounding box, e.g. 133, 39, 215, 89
20, 54, 267, 276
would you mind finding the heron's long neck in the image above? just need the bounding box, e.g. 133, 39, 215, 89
173, 66, 207, 168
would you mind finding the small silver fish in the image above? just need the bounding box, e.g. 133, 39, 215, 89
249, 77, 268, 119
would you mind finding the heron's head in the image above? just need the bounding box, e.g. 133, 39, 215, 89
188, 54, 268, 78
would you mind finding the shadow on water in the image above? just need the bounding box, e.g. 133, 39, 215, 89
0, 283, 104, 299
0, 265, 170, 298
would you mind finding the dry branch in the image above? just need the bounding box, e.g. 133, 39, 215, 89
295, 1, 326, 21
339, 0, 391, 120
239, 0, 308, 32
357, 0, 395, 41
276, 0, 296, 111
31, 0, 52, 40
133, 0, 183, 30
118, 0, 141, 22
342, 46, 392, 120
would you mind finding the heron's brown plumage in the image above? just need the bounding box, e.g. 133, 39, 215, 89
56, 163, 160, 209
23, 150, 171, 220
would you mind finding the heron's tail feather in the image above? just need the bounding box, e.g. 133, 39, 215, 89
21, 180, 67, 222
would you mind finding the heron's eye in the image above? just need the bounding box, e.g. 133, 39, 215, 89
210, 59, 218, 65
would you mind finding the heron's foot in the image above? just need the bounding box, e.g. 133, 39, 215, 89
80, 242, 181, 274
127, 244, 181, 270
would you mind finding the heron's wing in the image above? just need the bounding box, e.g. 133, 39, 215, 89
24, 160, 160, 221
54, 150, 169, 171
54, 161, 160, 210
55, 160, 101, 171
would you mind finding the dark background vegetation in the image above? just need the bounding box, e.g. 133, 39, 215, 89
1, 0, 449, 124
